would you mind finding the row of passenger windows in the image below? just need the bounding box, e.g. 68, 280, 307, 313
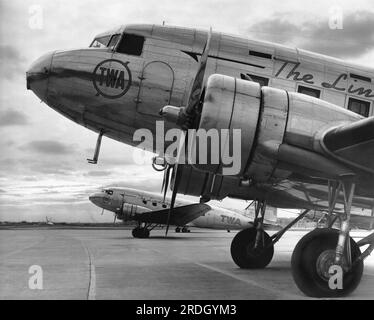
297, 86, 370, 117
241, 74, 371, 117
142, 199, 168, 208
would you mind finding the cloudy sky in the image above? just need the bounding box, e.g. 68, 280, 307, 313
0, 0, 373, 222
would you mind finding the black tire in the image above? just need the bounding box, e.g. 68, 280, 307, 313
139, 228, 150, 238
291, 228, 363, 298
175, 227, 181, 233
132, 227, 150, 238
230, 227, 274, 269
132, 227, 140, 238
182, 227, 188, 233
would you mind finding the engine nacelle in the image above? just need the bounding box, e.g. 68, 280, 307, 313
190, 74, 358, 183
190, 74, 288, 182
117, 203, 150, 221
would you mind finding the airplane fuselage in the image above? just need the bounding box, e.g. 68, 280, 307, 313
27, 24, 374, 152
89, 187, 253, 230
27, 24, 374, 208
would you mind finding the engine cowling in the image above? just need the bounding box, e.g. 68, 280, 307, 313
190, 74, 288, 181
117, 203, 150, 221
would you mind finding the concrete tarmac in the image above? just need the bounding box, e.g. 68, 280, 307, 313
0, 227, 373, 300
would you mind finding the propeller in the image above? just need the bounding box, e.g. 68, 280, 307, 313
113, 193, 125, 225
161, 29, 213, 236
164, 131, 186, 236
161, 164, 172, 203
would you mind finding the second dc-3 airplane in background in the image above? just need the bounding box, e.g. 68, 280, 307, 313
89, 186, 277, 237
27, 24, 374, 297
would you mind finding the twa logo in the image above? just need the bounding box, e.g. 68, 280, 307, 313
220, 215, 241, 226
92, 59, 132, 99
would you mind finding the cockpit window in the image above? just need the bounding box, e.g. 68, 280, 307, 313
102, 189, 113, 195
108, 34, 121, 49
116, 33, 144, 56
90, 35, 111, 48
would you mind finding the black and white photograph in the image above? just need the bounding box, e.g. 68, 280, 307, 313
0, 0, 374, 306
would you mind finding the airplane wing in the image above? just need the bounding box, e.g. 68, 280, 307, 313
321, 117, 374, 173
132, 203, 211, 226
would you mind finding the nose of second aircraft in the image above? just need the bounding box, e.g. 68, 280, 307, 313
26, 51, 54, 100
89, 193, 104, 206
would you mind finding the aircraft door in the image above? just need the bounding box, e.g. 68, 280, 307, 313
136, 61, 175, 116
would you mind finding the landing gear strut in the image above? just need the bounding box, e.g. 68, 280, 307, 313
231, 200, 274, 269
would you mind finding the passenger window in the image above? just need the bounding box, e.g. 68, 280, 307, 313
297, 85, 321, 98
240, 73, 269, 87
116, 33, 144, 56
162, 204, 167, 209
348, 98, 370, 117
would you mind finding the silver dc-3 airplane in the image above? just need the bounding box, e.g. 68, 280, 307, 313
26, 24, 374, 297
89, 187, 269, 237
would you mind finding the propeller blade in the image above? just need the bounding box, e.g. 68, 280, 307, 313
163, 30, 212, 235
165, 131, 186, 236
163, 166, 171, 203
165, 166, 181, 236
161, 168, 167, 193
183, 28, 212, 120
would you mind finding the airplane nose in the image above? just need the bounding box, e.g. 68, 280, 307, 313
26, 51, 54, 100
89, 193, 102, 205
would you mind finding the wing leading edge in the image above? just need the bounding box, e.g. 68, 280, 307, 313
132, 203, 211, 226
321, 117, 374, 173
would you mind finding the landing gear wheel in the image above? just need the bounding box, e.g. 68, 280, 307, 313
182, 227, 188, 233
230, 227, 274, 269
291, 228, 363, 297
132, 227, 150, 239
175, 227, 181, 233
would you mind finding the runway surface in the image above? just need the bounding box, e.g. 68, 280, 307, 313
0, 227, 373, 300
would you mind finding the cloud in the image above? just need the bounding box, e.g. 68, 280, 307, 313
84, 170, 112, 177
248, 11, 374, 59
0, 45, 26, 78
0, 109, 29, 126
22, 140, 74, 155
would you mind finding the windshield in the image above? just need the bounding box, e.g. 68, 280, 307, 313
102, 189, 113, 195
90, 34, 120, 49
